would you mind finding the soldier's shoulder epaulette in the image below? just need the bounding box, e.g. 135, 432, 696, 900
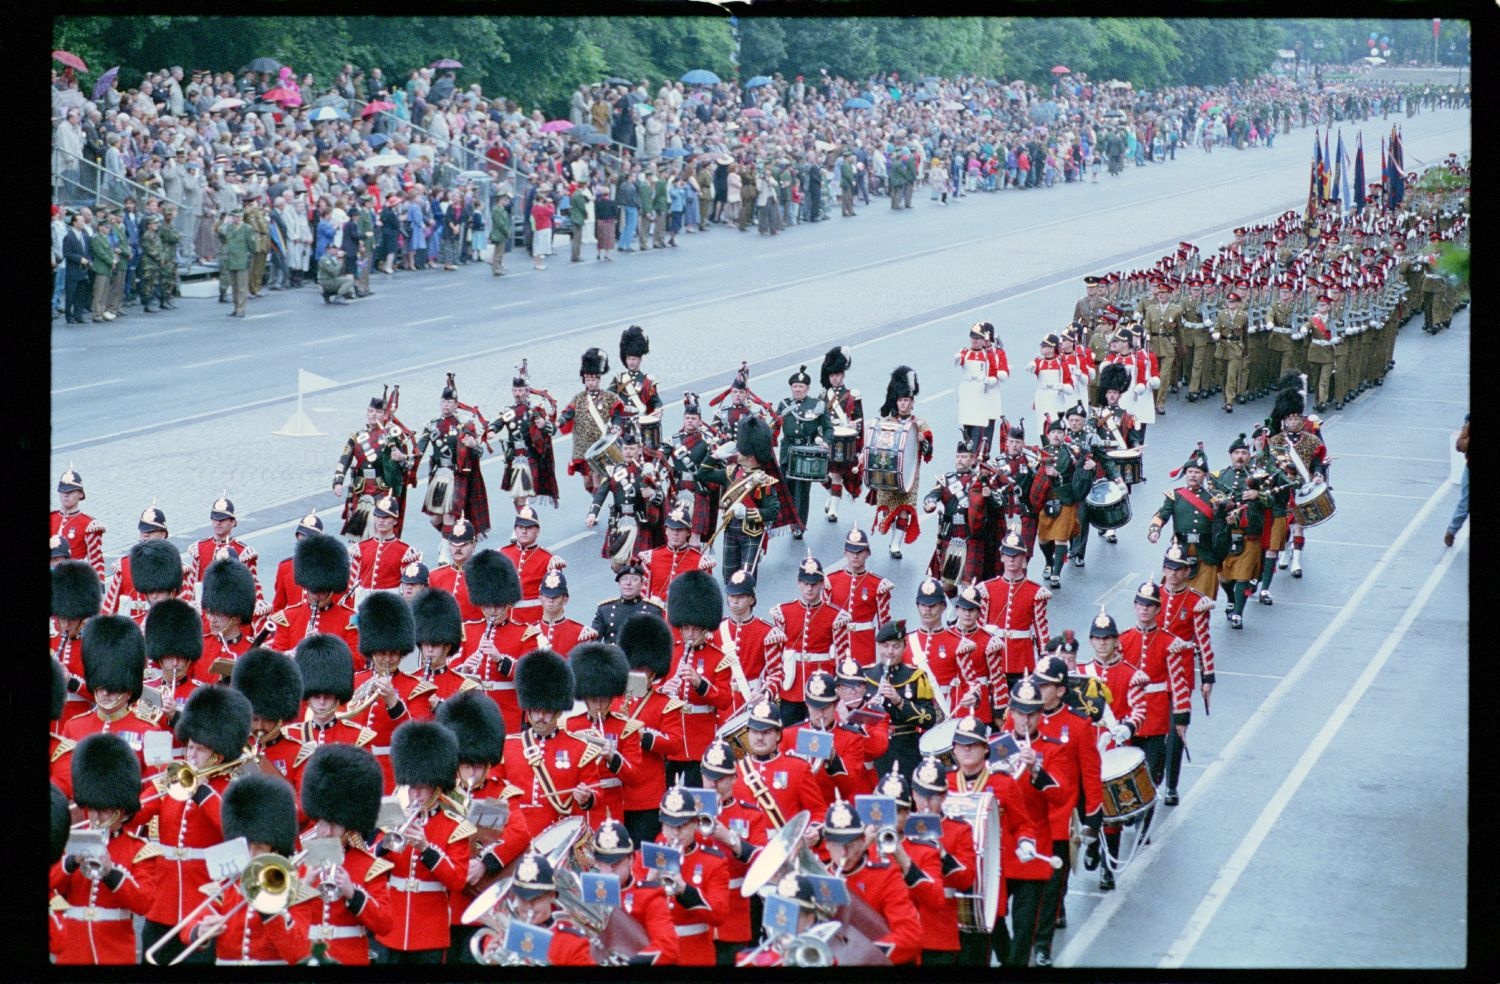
51, 736, 77, 762
644, 597, 666, 610
268, 610, 291, 628
447, 818, 478, 843
292, 741, 317, 769
663, 697, 686, 713
596, 597, 620, 608
1163, 488, 1178, 501
365, 856, 395, 882
521, 623, 541, 641
133, 839, 166, 864
1194, 596, 1215, 612
289, 881, 322, 906
498, 782, 526, 801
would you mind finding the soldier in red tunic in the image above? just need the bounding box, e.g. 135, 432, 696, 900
617, 614, 688, 847
271, 513, 324, 615
1077, 613, 1147, 891
398, 562, 429, 601
909, 755, 982, 965
499, 505, 560, 624
405, 588, 479, 720
269, 533, 359, 655
640, 503, 715, 601
655, 784, 731, 966
771, 556, 851, 726
498, 649, 601, 836
101, 503, 173, 618
121, 538, 187, 629
53, 559, 103, 715
818, 794, 925, 964
427, 518, 479, 620
294, 634, 371, 752
375, 721, 474, 963
948, 583, 1003, 723
51, 734, 160, 965
868, 768, 952, 964
144, 598, 208, 722
783, 667, 889, 802
1156, 545, 1216, 806
486, 851, 596, 966
59, 615, 168, 772
980, 531, 1053, 697
1119, 581, 1195, 814
732, 699, 827, 830
719, 569, 783, 709
198, 558, 258, 683
297, 743, 393, 966
187, 496, 269, 622
663, 569, 735, 787
231, 647, 309, 791
348, 592, 418, 793
562, 642, 634, 826
352, 495, 421, 599
825, 526, 893, 665
697, 738, 769, 964
453, 549, 533, 733
532, 569, 595, 656
51, 467, 106, 578
589, 818, 679, 964
908, 576, 963, 713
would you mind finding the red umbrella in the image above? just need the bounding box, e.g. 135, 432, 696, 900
361, 100, 395, 118
1051, 65, 1071, 75
262, 86, 300, 106
538, 119, 572, 133
430, 59, 463, 70
53, 50, 89, 72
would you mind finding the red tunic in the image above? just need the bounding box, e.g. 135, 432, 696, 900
194, 630, 255, 683
188, 536, 267, 614
50, 730, 75, 798
1076, 657, 1148, 742
1005, 708, 1104, 839
455, 616, 543, 735
978, 575, 1051, 676
269, 599, 359, 656
353, 536, 418, 591
299, 842, 393, 966
951, 624, 1001, 723
1118, 624, 1192, 735
618, 870, 680, 963
780, 717, 889, 801
497, 728, 601, 836
270, 557, 298, 615
657, 840, 730, 966
51, 509, 105, 578
454, 776, 532, 930
60, 704, 170, 773
373, 805, 472, 952
561, 710, 635, 826
427, 563, 479, 622
949, 767, 1052, 913
717, 616, 780, 706
898, 839, 952, 950
50, 830, 160, 964
138, 773, 231, 927
840, 851, 924, 965
639, 544, 707, 602
824, 569, 892, 665
712, 798, 771, 944
534, 616, 588, 657
906, 624, 964, 701
731, 751, 826, 827
180, 881, 312, 965
52, 626, 92, 713
772, 600, 850, 703
918, 816, 978, 952
1157, 586, 1217, 693
618, 691, 688, 813
662, 637, 735, 761
500, 543, 556, 624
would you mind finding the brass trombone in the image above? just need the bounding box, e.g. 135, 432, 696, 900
141, 754, 252, 805
144, 851, 304, 965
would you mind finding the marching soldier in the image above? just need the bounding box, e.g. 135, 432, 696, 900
1078, 613, 1146, 891
98, 505, 165, 617
1210, 434, 1273, 628
188, 496, 269, 622
783, 667, 889, 802
497, 649, 601, 836
772, 557, 851, 726
611, 325, 664, 431
1211, 286, 1251, 411
616, 613, 687, 846
559, 347, 628, 497
51, 467, 106, 579
475, 850, 595, 965
230, 647, 308, 790
1072, 275, 1107, 324
486, 367, 560, 512
294, 634, 373, 750
661, 569, 736, 785
825, 526, 893, 665
923, 439, 991, 594
500, 506, 562, 624
453, 548, 533, 732
58, 615, 167, 769
413, 376, 490, 539
1029, 333, 1076, 423
531, 569, 595, 656
980, 530, 1052, 701
818, 795, 924, 964
694, 415, 782, 582
332, 394, 411, 539
351, 495, 421, 599
639, 504, 715, 601
268, 533, 359, 655
1305, 294, 1340, 413
1147, 444, 1230, 600
272, 514, 324, 615
1141, 280, 1182, 415
868, 366, 934, 558
955, 323, 1006, 457
52, 559, 102, 716
948, 583, 1003, 723
865, 621, 939, 777
1119, 582, 1195, 809
587, 431, 669, 569
296, 744, 393, 966
719, 570, 784, 709
907, 577, 964, 713
666, 393, 718, 546
1030, 418, 1091, 586
1180, 279, 1216, 403
908, 756, 983, 964
144, 598, 206, 719
428, 519, 480, 620
591, 558, 667, 646
818, 346, 865, 522
1158, 545, 1216, 807
696, 740, 767, 965
732, 698, 828, 828
776, 365, 833, 539
1265, 280, 1307, 385
587, 819, 679, 965
990, 419, 1039, 561
119, 538, 186, 629
1264, 386, 1329, 580
561, 643, 634, 826
349, 592, 419, 792
198, 557, 258, 683
654, 785, 732, 966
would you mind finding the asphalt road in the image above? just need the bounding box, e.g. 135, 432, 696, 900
50, 105, 1471, 969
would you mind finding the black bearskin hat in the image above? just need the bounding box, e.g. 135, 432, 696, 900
412, 588, 464, 650
880, 366, 920, 417
1097, 363, 1132, 402
176, 684, 252, 760
391, 720, 459, 790
50, 784, 70, 864
1270, 385, 1305, 434
301, 744, 383, 840
231, 647, 304, 723
619, 612, 673, 678
435, 690, 506, 766
51, 657, 66, 722
517, 648, 575, 712
130, 539, 183, 595
294, 533, 350, 594
82, 615, 146, 701
357, 591, 415, 657
667, 569, 723, 629
569, 642, 629, 699
202, 557, 257, 621
294, 634, 355, 702
819, 346, 853, 389
736, 414, 775, 467
145, 598, 203, 664
580, 346, 611, 378
52, 560, 102, 619
72, 733, 142, 814
620, 324, 650, 361
465, 549, 521, 608
221, 773, 298, 857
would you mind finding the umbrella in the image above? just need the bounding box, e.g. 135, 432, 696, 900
262, 86, 298, 105
246, 57, 281, 74
661, 147, 691, 158
1051, 65, 1071, 75
681, 69, 720, 85
843, 97, 873, 110
580, 132, 611, 145
312, 93, 347, 109
366, 132, 390, 149
429, 78, 456, 101
92, 66, 120, 101
364, 152, 409, 167
604, 76, 632, 87
210, 97, 245, 111
309, 105, 348, 122
430, 59, 463, 69
744, 75, 773, 89
566, 124, 597, 138
636, 104, 655, 116
361, 100, 395, 118
741, 107, 763, 117
1207, 105, 1226, 115
539, 119, 573, 133
912, 93, 936, 104
52, 50, 88, 72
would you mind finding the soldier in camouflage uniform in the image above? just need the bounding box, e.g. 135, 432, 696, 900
245, 199, 271, 297
157, 205, 181, 309
139, 214, 164, 313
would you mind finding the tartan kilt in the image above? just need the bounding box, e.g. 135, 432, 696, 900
446, 446, 491, 535
823, 461, 862, 496
691, 487, 720, 540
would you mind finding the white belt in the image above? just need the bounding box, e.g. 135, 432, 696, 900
1311, 339, 1337, 347
64, 906, 132, 922
479, 681, 517, 691
992, 629, 1032, 640
676, 923, 710, 936
1270, 326, 1293, 335
727, 878, 745, 889
1142, 682, 1168, 694
596, 778, 623, 789
847, 621, 876, 632
786, 651, 835, 663
680, 705, 716, 715
219, 959, 289, 966
163, 845, 209, 861
370, 746, 391, 756
514, 599, 542, 608
310, 924, 368, 941
389, 876, 446, 893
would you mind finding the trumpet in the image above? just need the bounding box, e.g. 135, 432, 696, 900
382, 795, 428, 852
145, 850, 304, 965
315, 861, 342, 902
875, 825, 900, 856
697, 813, 717, 837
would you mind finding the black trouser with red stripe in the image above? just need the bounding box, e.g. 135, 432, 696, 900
1031, 838, 1073, 955
991, 876, 1046, 965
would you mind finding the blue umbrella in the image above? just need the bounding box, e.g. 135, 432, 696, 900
660, 147, 690, 158
366, 132, 390, 149
843, 97, 873, 110
744, 76, 773, 89
92, 66, 119, 101
309, 105, 348, 122
912, 93, 936, 104
681, 69, 720, 85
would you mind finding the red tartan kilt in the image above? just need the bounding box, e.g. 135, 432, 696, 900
691, 489, 719, 539
823, 462, 862, 496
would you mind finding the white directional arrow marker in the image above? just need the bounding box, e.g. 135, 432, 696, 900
274, 368, 339, 437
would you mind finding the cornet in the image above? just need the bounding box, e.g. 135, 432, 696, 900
382, 794, 428, 853
696, 813, 717, 837
340, 672, 392, 720
316, 861, 343, 903
875, 826, 900, 856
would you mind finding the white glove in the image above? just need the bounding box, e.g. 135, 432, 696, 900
1149, 377, 1161, 391
1109, 724, 1131, 744
996, 370, 1009, 383
1132, 383, 1146, 395
733, 502, 747, 519
1016, 839, 1038, 863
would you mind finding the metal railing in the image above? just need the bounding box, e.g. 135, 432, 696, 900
51, 145, 198, 273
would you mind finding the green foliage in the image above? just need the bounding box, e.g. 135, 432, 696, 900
1168, 20, 1282, 86
779, 17, 880, 79
588, 17, 734, 88
737, 18, 787, 77
1435, 243, 1468, 289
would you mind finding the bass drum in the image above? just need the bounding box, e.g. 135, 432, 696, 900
863, 418, 919, 493
940, 791, 1002, 932
917, 718, 959, 768
1084, 479, 1132, 530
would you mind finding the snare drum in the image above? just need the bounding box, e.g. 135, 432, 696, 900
863, 418, 919, 493
636, 414, 663, 448
940, 791, 1001, 932
1292, 479, 1336, 528
917, 718, 959, 768
585, 433, 626, 480
1100, 746, 1156, 825
786, 444, 831, 482
715, 705, 754, 759
1108, 448, 1144, 486
1084, 479, 1132, 530
830, 426, 860, 464
938, 539, 968, 594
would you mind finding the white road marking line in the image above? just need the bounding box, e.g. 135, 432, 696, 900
133, 327, 191, 339
403, 315, 454, 327
1213, 670, 1285, 681
636, 275, 672, 283
572, 286, 607, 295
548, 530, 597, 551
490, 301, 532, 311
180, 354, 252, 369
1093, 571, 1141, 609
1333, 490, 1430, 500
1374, 396, 1468, 405
301, 334, 357, 347
1157, 525, 1468, 967
422, 283, 453, 291
52, 377, 125, 395
1303, 539, 1387, 548
244, 310, 291, 320
918, 387, 955, 404
1271, 600, 1347, 611
1055, 473, 1454, 967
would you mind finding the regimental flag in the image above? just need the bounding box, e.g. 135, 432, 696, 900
1353, 134, 1366, 214
1322, 129, 1333, 201
1308, 131, 1322, 220
1387, 125, 1406, 210
1331, 131, 1346, 212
